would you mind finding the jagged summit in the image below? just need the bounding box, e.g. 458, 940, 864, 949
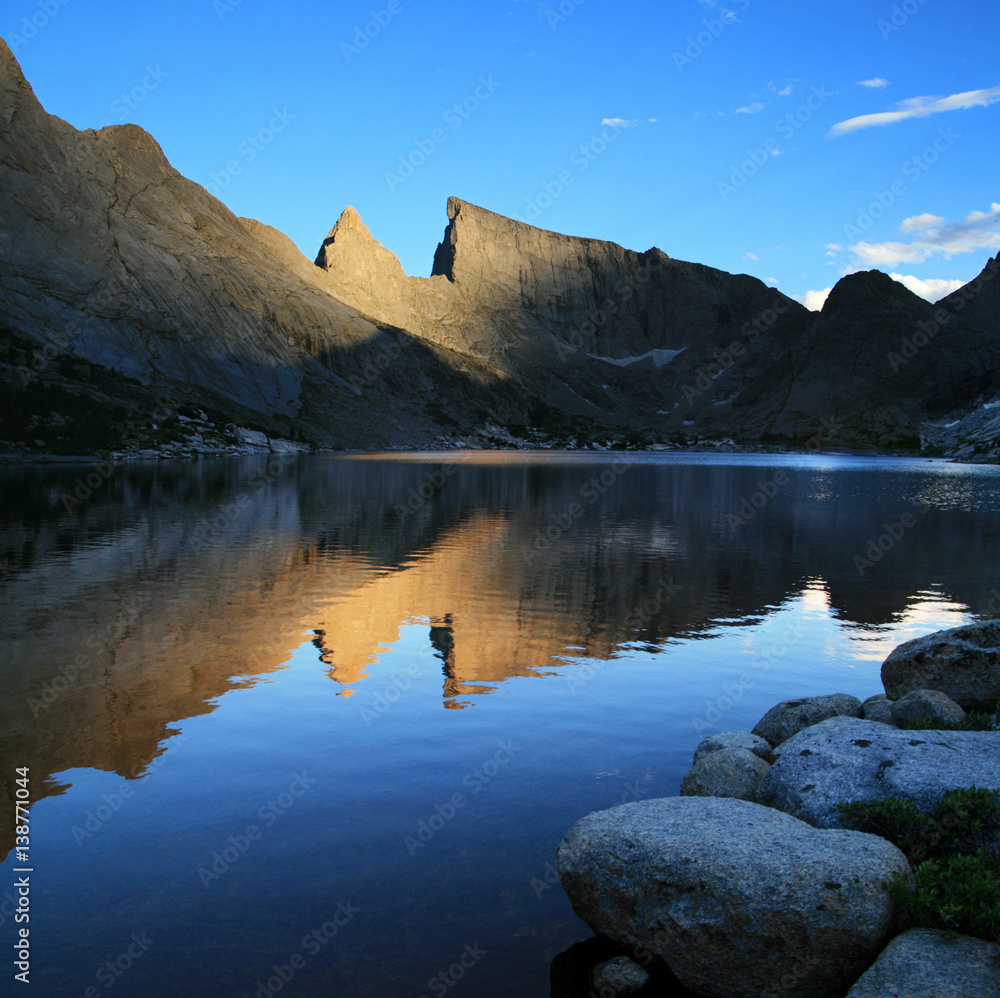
2, 37, 1000, 455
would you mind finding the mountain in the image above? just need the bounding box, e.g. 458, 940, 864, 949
1, 36, 998, 457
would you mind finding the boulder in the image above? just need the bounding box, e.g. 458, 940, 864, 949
755, 716, 1000, 846
693, 730, 773, 764
862, 694, 895, 725
889, 688, 966, 728
882, 621, 1000, 712
680, 747, 769, 801
557, 796, 909, 998
752, 693, 863, 747
844, 928, 1000, 997
591, 956, 649, 995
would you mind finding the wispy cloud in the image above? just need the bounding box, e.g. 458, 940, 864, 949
829, 84, 1000, 136
857, 77, 889, 88
735, 102, 765, 114
601, 117, 638, 128
844, 203, 1000, 268
741, 252, 759, 261
898, 213, 945, 233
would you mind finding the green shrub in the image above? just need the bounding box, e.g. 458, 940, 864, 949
891, 851, 1000, 941
896, 710, 999, 732
839, 788, 1000, 940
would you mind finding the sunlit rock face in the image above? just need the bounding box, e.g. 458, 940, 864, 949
5, 25, 1000, 449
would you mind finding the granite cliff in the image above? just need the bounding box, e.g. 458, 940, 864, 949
2, 37, 999, 456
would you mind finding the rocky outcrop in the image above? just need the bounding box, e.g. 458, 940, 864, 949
881, 621, 1000, 711
755, 716, 1000, 842
679, 746, 770, 800
751, 693, 862, 747
844, 928, 1000, 998
4, 38, 1000, 454
557, 796, 909, 998
862, 694, 894, 724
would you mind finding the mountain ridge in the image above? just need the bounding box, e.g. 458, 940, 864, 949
1, 36, 999, 458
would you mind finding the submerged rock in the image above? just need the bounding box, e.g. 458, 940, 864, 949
557, 796, 908, 998
591, 956, 650, 995
889, 688, 966, 727
881, 620, 1000, 712
680, 746, 769, 801
752, 692, 862, 747
755, 716, 1000, 846
844, 928, 1000, 997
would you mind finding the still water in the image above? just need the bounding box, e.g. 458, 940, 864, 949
2, 452, 999, 997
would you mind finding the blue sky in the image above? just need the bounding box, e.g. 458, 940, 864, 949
6, 0, 999, 309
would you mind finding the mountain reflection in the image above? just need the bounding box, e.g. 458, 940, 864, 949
1, 452, 999, 858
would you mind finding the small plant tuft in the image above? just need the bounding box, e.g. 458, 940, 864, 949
896, 710, 999, 732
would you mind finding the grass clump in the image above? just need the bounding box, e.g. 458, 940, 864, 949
896, 710, 999, 732
838, 787, 1000, 941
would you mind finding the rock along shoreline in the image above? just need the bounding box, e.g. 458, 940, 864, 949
556, 619, 1000, 998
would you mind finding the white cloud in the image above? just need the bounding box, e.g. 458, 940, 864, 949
857, 78, 889, 88
742, 252, 759, 261
601, 117, 638, 128
648, 118, 658, 123
735, 102, 765, 114
847, 202, 1000, 267
898, 213, 946, 233
796, 288, 832, 311
829, 84, 1000, 136
888, 273, 967, 302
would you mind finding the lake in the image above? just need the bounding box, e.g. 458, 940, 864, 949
2, 451, 999, 997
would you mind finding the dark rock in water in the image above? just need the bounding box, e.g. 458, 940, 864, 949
889, 688, 966, 728
844, 928, 1000, 998
557, 796, 908, 998
882, 621, 1000, 711
752, 693, 862, 747
755, 716, 1000, 849
591, 956, 650, 995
